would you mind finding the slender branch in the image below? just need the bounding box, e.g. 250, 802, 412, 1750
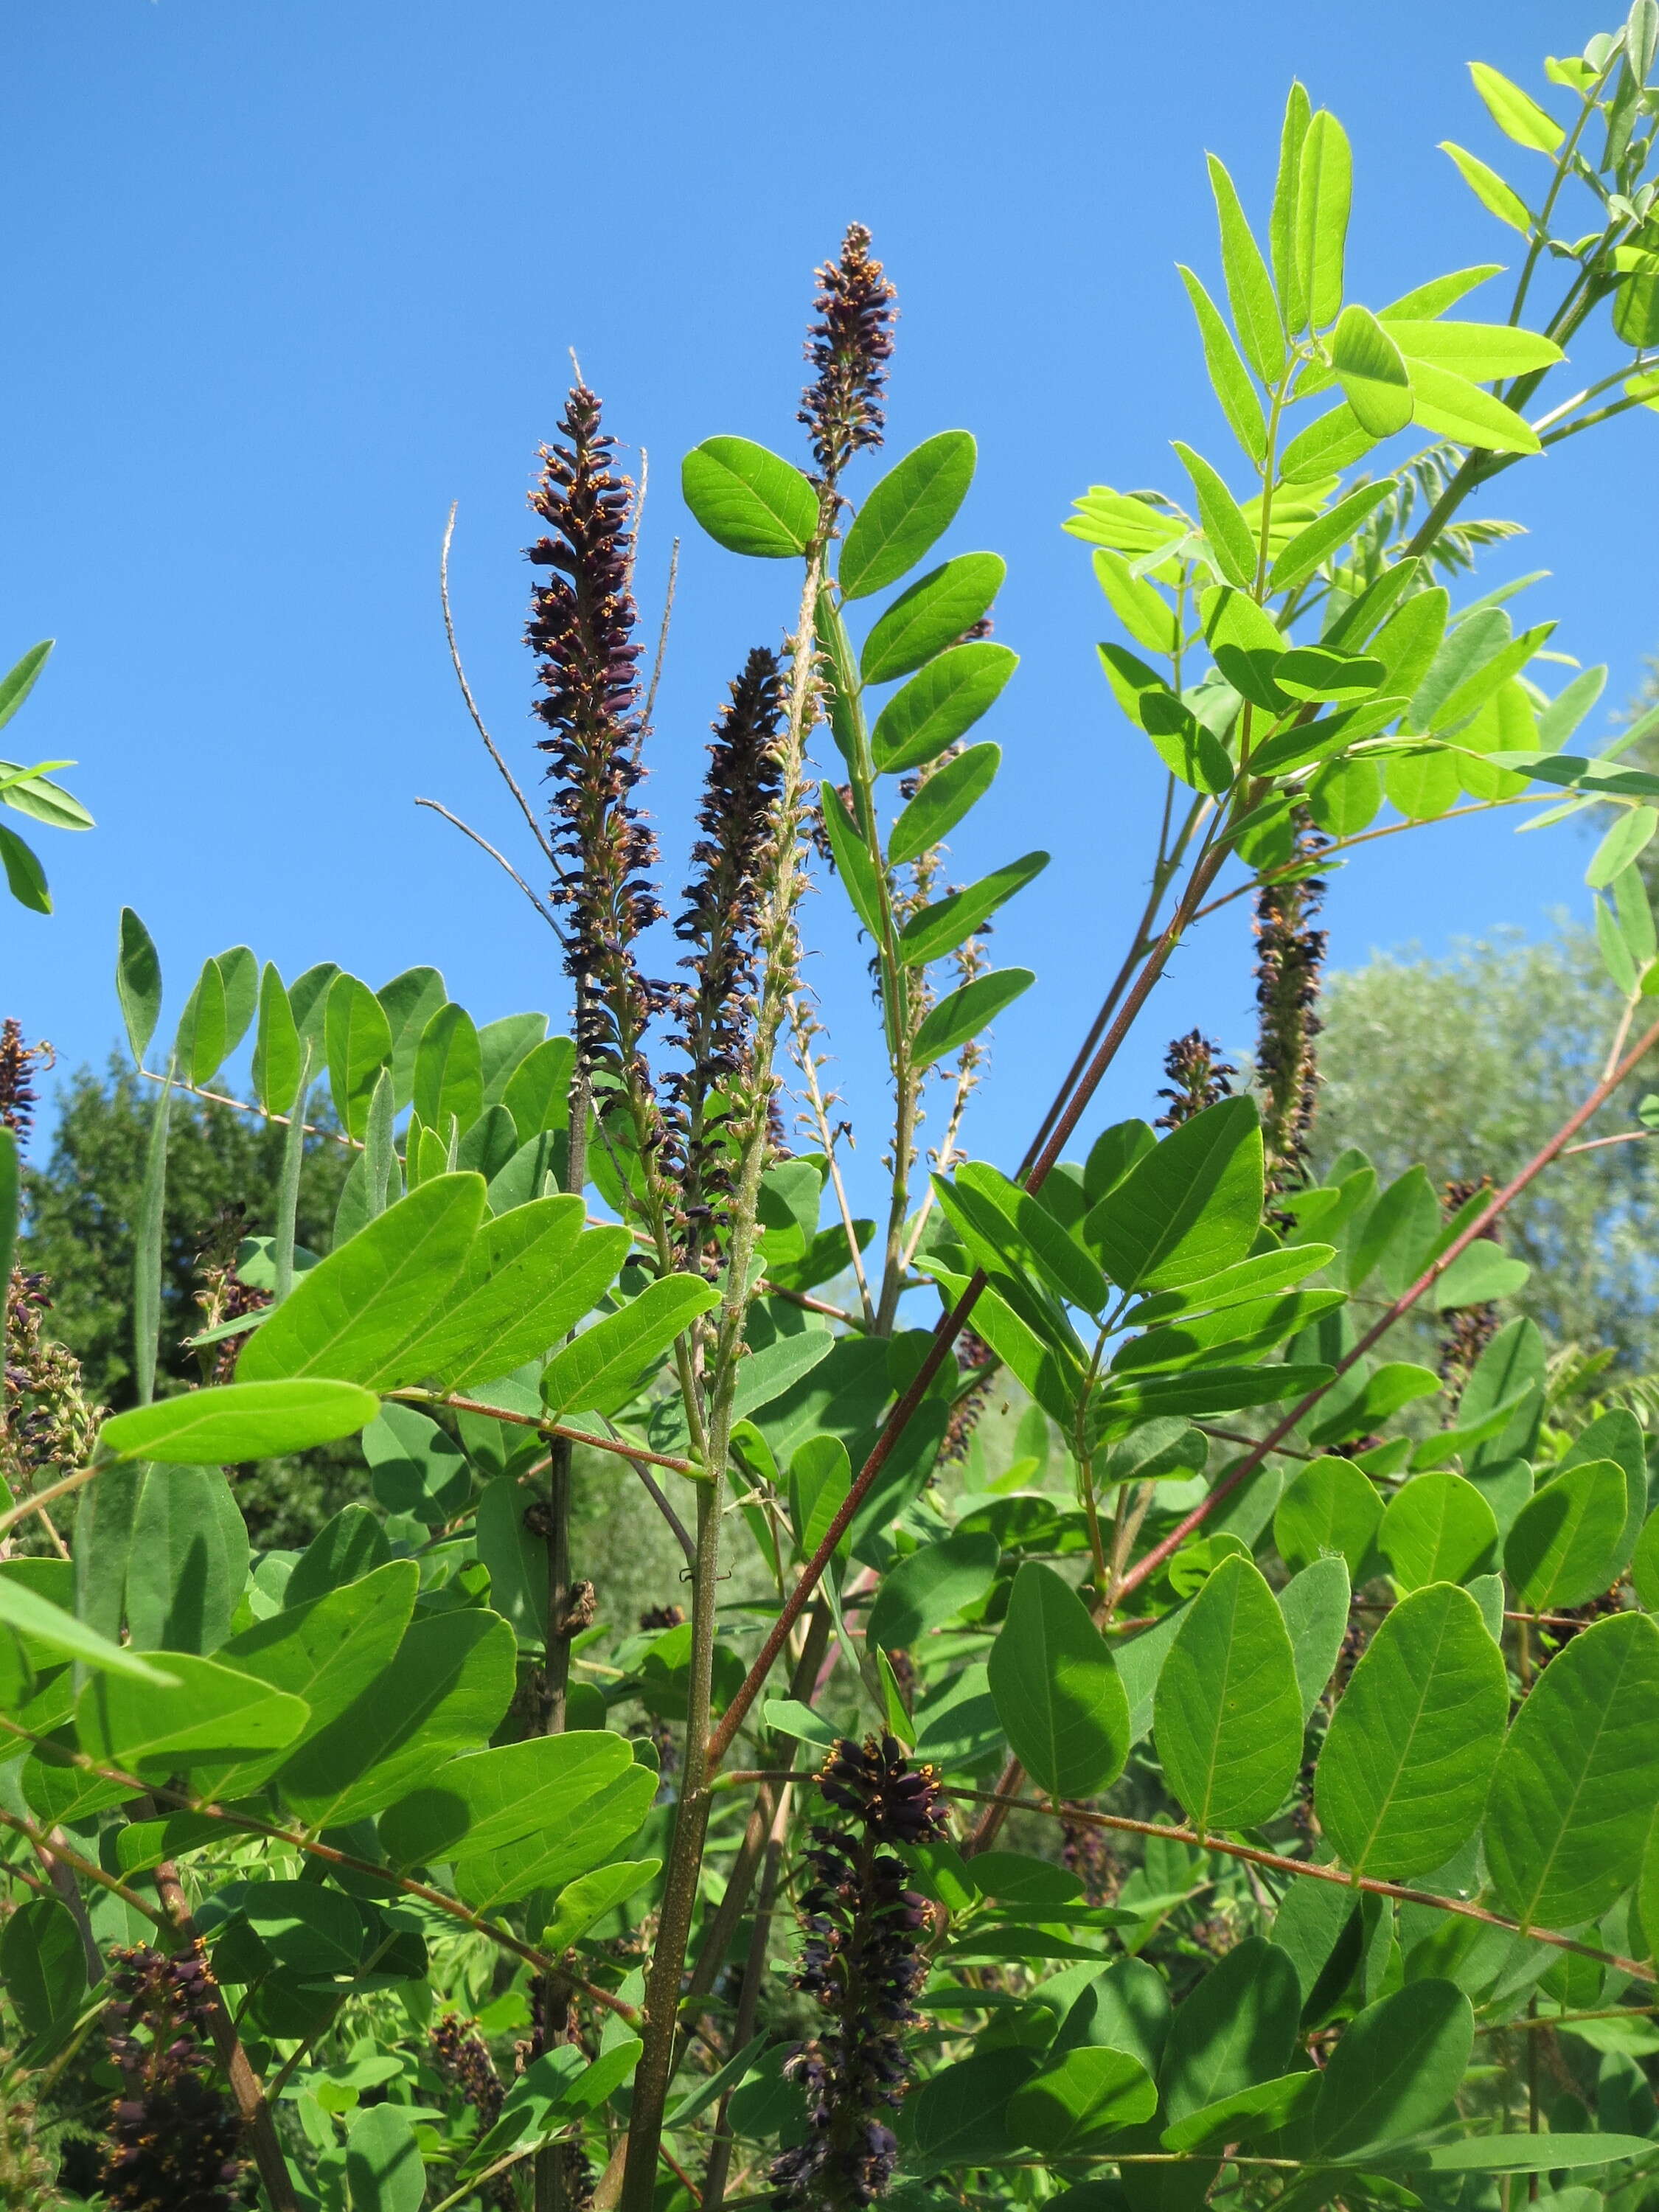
1562, 1128, 1652, 1156
626, 1447, 697, 1567
0, 1805, 163, 1924
789, 994, 877, 1329
390, 1391, 698, 1478
621, 515, 829, 2212
942, 1791, 1656, 1984
415, 797, 562, 930
136, 1065, 357, 1147
642, 538, 679, 733
440, 501, 557, 865
0, 1460, 102, 1540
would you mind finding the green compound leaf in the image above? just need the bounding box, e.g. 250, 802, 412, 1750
681, 437, 818, 557
888, 741, 1000, 866
1377, 1472, 1499, 1591
866, 1528, 1001, 1654
79, 1652, 309, 1776
913, 967, 1034, 1071
0, 1571, 177, 1686
1296, 110, 1352, 330
897, 851, 1048, 968
0, 820, 51, 912
987, 1562, 1130, 1801
1314, 1582, 1508, 1879
240, 1175, 487, 1387
413, 1001, 485, 1138
1330, 305, 1413, 437
275, 1607, 516, 1828
1206, 153, 1285, 384
1171, 441, 1257, 589
98, 1379, 380, 1465
1154, 1554, 1304, 1833
840, 431, 976, 599
1278, 1557, 1352, 1721
860, 554, 1006, 686
1307, 1980, 1473, 2159
540, 1271, 720, 1419
1006, 2045, 1158, 2155
324, 973, 394, 1142
116, 908, 163, 1065
251, 959, 302, 1116
1485, 1610, 1659, 1930
1085, 1096, 1264, 1292
1274, 1455, 1382, 1581
1504, 1458, 1628, 1611
1160, 1937, 1301, 2121
871, 642, 1018, 773
386, 1201, 629, 1394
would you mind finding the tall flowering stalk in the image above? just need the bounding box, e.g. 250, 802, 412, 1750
669, 644, 787, 1273
622, 237, 877, 2212
799, 223, 897, 493
1253, 819, 1327, 1215
771, 1736, 945, 2212
527, 383, 678, 1240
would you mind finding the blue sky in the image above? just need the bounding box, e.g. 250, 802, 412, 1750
3, 0, 1652, 1209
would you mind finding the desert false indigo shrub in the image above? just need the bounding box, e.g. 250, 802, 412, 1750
15, 22, 1659, 2212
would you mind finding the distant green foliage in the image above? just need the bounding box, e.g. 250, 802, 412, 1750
1315, 930, 1659, 1364
21, 1057, 351, 1407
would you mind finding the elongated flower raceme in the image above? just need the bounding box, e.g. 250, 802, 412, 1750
1155, 1028, 1234, 1130
100, 1944, 244, 2212
799, 224, 897, 490
1253, 817, 1327, 1214
771, 1736, 945, 2212
430, 2015, 514, 2208
0, 1016, 47, 1140
669, 644, 787, 1267
1439, 1175, 1501, 1400
527, 383, 673, 1178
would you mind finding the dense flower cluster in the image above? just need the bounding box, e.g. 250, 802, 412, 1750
1439, 1175, 1501, 1401
799, 224, 897, 488
527, 384, 671, 1127
2, 1268, 102, 1509
1155, 1029, 1235, 1130
939, 1328, 998, 1467
100, 1944, 243, 2212
771, 1736, 945, 2212
1060, 1808, 1123, 1905
0, 2053, 64, 2209
0, 1016, 47, 1139
430, 2015, 513, 2208
669, 646, 787, 1265
1253, 818, 1327, 1213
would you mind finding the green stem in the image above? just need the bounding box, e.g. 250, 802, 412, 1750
619, 523, 829, 2212
1510, 63, 1618, 330
538, 1054, 591, 2212
816, 591, 914, 1335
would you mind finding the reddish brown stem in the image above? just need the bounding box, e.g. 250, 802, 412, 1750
945, 1790, 1655, 1983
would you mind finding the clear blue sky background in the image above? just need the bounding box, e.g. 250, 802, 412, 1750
3, 1, 1652, 1209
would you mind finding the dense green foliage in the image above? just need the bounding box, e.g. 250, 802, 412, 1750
10, 21, 1659, 2212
